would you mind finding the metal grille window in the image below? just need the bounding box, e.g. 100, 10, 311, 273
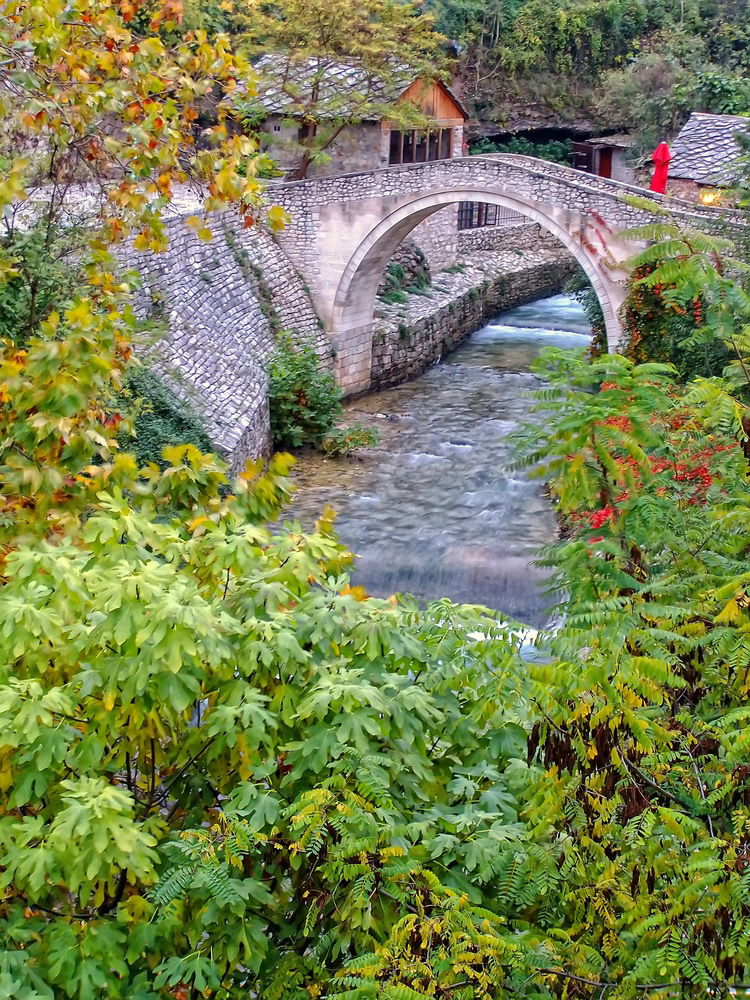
457, 202, 523, 230
389, 128, 453, 165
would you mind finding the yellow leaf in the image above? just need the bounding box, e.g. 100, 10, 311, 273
716, 598, 741, 624
267, 204, 290, 232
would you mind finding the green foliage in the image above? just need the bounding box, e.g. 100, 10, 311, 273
117, 366, 212, 469
378, 289, 408, 305
439, 0, 750, 144
621, 219, 750, 391
9, 0, 750, 995
471, 136, 572, 164
623, 259, 734, 380
494, 0, 652, 78
0, 429, 534, 997
512, 347, 750, 993
598, 30, 750, 147
321, 423, 380, 458
0, 223, 82, 346
267, 334, 343, 448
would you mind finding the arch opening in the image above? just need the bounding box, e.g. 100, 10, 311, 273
328, 188, 627, 392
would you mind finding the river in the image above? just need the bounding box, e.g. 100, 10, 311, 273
288, 293, 592, 627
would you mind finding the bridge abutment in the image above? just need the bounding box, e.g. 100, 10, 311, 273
332, 324, 374, 395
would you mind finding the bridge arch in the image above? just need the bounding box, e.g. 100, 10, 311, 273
328, 187, 628, 392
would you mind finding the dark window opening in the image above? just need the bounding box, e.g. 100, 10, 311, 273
389, 128, 453, 165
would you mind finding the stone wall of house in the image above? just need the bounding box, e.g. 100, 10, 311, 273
371, 245, 578, 389
609, 149, 637, 185
264, 119, 467, 180
119, 213, 326, 471
265, 118, 388, 177
666, 178, 701, 202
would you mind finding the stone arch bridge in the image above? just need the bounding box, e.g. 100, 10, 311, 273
271, 154, 727, 394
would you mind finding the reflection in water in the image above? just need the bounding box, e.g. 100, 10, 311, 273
288, 294, 591, 626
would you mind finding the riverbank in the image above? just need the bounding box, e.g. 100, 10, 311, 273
371, 224, 577, 389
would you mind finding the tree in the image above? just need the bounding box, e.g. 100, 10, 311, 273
234, 0, 448, 179
513, 348, 750, 994
0, 6, 535, 999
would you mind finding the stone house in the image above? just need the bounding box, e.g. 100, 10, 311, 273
249, 56, 468, 178
667, 112, 749, 204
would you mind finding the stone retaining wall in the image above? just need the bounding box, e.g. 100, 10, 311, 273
119, 214, 327, 470
456, 221, 560, 255
371, 246, 578, 389
410, 205, 459, 271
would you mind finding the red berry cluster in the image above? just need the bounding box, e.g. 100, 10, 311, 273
589, 506, 616, 529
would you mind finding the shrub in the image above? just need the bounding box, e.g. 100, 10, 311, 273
0, 222, 82, 346
117, 366, 212, 468
379, 289, 408, 304
267, 334, 342, 448
470, 136, 573, 164
321, 423, 380, 457
623, 259, 734, 380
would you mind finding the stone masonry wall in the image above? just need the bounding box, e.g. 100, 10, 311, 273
456, 220, 560, 255
410, 205, 459, 271
371, 246, 577, 389
265, 119, 387, 177
119, 214, 326, 471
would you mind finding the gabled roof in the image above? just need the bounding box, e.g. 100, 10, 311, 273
669, 112, 750, 186
249, 55, 468, 122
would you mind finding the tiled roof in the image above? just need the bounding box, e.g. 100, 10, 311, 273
669, 112, 750, 186
247, 55, 468, 121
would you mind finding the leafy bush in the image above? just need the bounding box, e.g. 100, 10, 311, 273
378, 288, 408, 304
118, 366, 213, 468
0, 223, 81, 345
321, 422, 380, 457
471, 136, 573, 164
622, 252, 734, 382
267, 334, 342, 448
511, 346, 750, 994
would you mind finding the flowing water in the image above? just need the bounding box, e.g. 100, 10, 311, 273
288, 293, 592, 627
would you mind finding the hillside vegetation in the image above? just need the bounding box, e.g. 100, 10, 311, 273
430, 0, 750, 142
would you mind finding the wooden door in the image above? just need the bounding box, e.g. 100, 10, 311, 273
598, 147, 613, 179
